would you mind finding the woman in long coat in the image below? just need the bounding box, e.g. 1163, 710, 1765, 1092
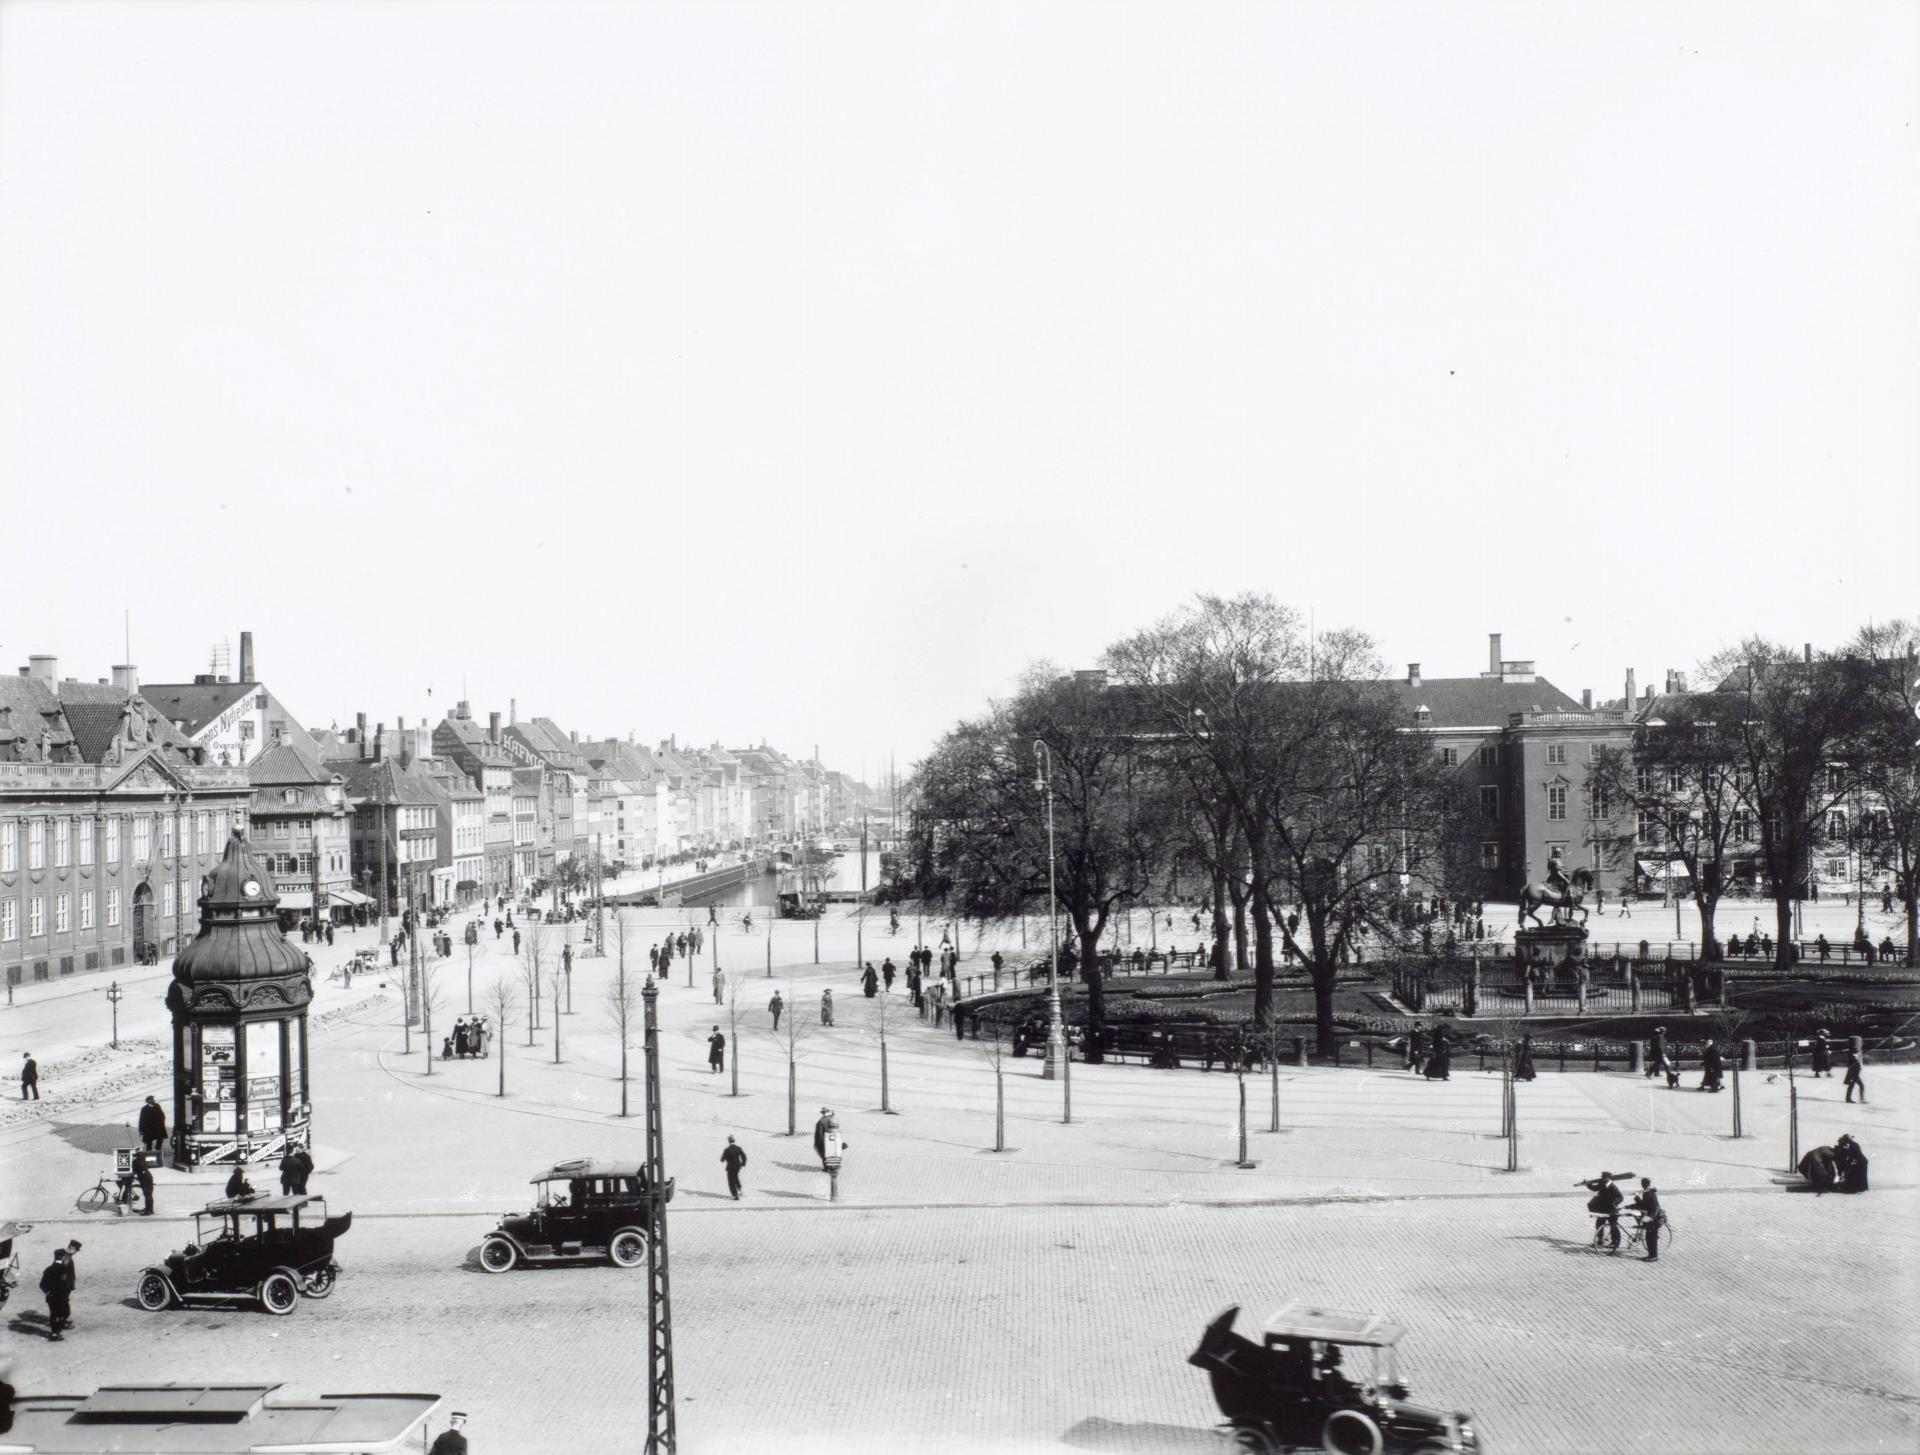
1513, 1035, 1537, 1081
1423, 1025, 1452, 1080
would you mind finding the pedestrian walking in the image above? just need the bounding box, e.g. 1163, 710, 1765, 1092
1700, 1042, 1724, 1093
820, 989, 834, 1026
712, 966, 725, 1005
279, 1147, 303, 1195
40, 1247, 75, 1340
325, 923, 335, 947
1844, 1047, 1867, 1103
19, 1052, 38, 1101
861, 963, 878, 998
649, 945, 659, 974
882, 957, 896, 991
812, 1107, 839, 1169
707, 1026, 725, 1074
138, 1095, 167, 1155
511, 928, 521, 955
721, 1136, 748, 1199
769, 991, 784, 1030
1513, 1035, 1537, 1081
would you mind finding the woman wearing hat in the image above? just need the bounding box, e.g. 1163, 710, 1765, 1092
1810, 1029, 1833, 1078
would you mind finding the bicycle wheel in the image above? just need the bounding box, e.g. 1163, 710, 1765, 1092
76, 1184, 111, 1213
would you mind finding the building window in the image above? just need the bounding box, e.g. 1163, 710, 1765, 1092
80, 890, 94, 930
163, 882, 176, 920
162, 816, 176, 859
28, 820, 45, 870
1439, 747, 1458, 767
1479, 786, 1499, 820
133, 817, 151, 864
1478, 744, 1498, 768
1589, 785, 1610, 819
1, 900, 15, 941
215, 810, 229, 842
1731, 810, 1751, 842
275, 821, 290, 839
197, 811, 210, 853
77, 818, 94, 866
1827, 810, 1847, 839
1547, 743, 1566, 765
0, 821, 13, 873
1828, 766, 1845, 793
1479, 841, 1500, 870
1637, 810, 1661, 845
29, 896, 45, 937
53, 819, 70, 868
1826, 856, 1849, 879
54, 893, 69, 933
106, 887, 120, 927
1636, 767, 1653, 794
1589, 743, 1604, 762
1547, 784, 1568, 821
106, 818, 121, 865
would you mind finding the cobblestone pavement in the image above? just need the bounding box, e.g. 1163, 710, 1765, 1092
1, 907, 1914, 1454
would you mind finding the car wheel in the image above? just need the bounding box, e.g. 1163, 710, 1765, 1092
136, 1271, 173, 1311
480, 1236, 518, 1273
1230, 1426, 1279, 1455
258, 1270, 300, 1316
304, 1265, 337, 1298
1321, 1407, 1384, 1455
609, 1230, 647, 1268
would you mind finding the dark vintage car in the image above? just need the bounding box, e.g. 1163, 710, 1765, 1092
136, 1194, 350, 1316
1191, 1303, 1481, 1454
479, 1158, 672, 1273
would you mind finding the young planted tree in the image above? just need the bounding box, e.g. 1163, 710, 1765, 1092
765, 982, 815, 1136
976, 1022, 1009, 1152
864, 983, 900, 1114
522, 920, 548, 1040
604, 956, 640, 1116
550, 956, 566, 1065
419, 951, 444, 1077
1589, 701, 1747, 958
483, 975, 520, 1098
724, 965, 744, 1098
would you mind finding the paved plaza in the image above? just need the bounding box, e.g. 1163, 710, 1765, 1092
2, 904, 1916, 1453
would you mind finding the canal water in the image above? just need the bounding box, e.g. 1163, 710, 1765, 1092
687, 849, 884, 910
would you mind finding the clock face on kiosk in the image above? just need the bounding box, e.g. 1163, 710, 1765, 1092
243, 880, 263, 899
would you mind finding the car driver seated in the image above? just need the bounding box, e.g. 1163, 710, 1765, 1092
1317, 1345, 1358, 1404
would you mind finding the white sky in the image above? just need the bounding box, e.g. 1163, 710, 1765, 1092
2, 1, 1914, 777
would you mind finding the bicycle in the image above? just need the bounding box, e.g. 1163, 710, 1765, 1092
76, 1169, 135, 1214
1590, 1211, 1674, 1255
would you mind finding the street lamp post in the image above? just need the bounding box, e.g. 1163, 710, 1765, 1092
105, 979, 123, 1048
1033, 741, 1065, 1083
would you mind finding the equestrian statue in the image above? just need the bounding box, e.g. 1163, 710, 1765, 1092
1518, 853, 1590, 928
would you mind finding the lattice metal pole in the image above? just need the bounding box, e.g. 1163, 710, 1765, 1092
642, 977, 677, 1453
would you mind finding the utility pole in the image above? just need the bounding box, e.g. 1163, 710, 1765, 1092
1034, 742, 1066, 1086
642, 977, 678, 1453
377, 772, 390, 949
593, 832, 606, 958
105, 980, 123, 1048
172, 791, 192, 958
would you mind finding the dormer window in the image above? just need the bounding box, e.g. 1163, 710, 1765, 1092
1413, 705, 1431, 724
283, 788, 299, 805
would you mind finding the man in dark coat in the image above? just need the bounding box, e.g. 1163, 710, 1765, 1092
768, 991, 784, 1030
882, 958, 896, 991
1514, 1035, 1537, 1082
812, 1108, 834, 1169
1647, 1026, 1668, 1080
40, 1248, 74, 1339
225, 1164, 256, 1200
290, 1146, 314, 1194
138, 1096, 167, 1155
1700, 1042, 1724, 1092
1834, 1134, 1869, 1192
1580, 1172, 1625, 1251
19, 1053, 38, 1101
720, 1136, 748, 1200
1629, 1177, 1663, 1261
279, 1147, 304, 1195
707, 1027, 725, 1074
1844, 1048, 1867, 1103
131, 1149, 155, 1215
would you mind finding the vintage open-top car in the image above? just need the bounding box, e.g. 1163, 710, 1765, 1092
479, 1158, 672, 1273
136, 1194, 350, 1316
1190, 1303, 1481, 1454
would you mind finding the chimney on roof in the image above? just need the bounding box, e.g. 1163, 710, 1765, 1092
1488, 634, 1502, 676
1643, 685, 1654, 701
1581, 688, 1594, 709
1625, 668, 1636, 705
26, 655, 57, 687
488, 711, 501, 744
374, 723, 386, 761
509, 698, 517, 726
570, 729, 579, 745
239, 631, 255, 684
111, 664, 139, 694
1407, 663, 1421, 688
455, 700, 470, 720
1804, 642, 1813, 664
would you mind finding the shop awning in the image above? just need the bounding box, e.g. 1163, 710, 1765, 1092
275, 890, 313, 910
329, 887, 373, 907
1635, 858, 1689, 881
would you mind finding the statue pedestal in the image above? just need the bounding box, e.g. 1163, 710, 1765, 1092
1515, 924, 1589, 1012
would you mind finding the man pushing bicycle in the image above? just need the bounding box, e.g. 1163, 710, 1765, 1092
1578, 1170, 1630, 1253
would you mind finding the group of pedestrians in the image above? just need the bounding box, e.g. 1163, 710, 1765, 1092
647, 927, 704, 979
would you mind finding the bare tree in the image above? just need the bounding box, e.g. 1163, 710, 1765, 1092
976, 1022, 1008, 1152
522, 919, 548, 1042
724, 963, 744, 1097
419, 948, 445, 1077
765, 981, 815, 1136
604, 911, 639, 1116
864, 982, 901, 1114
550, 955, 566, 1065
483, 975, 520, 1098
1848, 618, 1920, 965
